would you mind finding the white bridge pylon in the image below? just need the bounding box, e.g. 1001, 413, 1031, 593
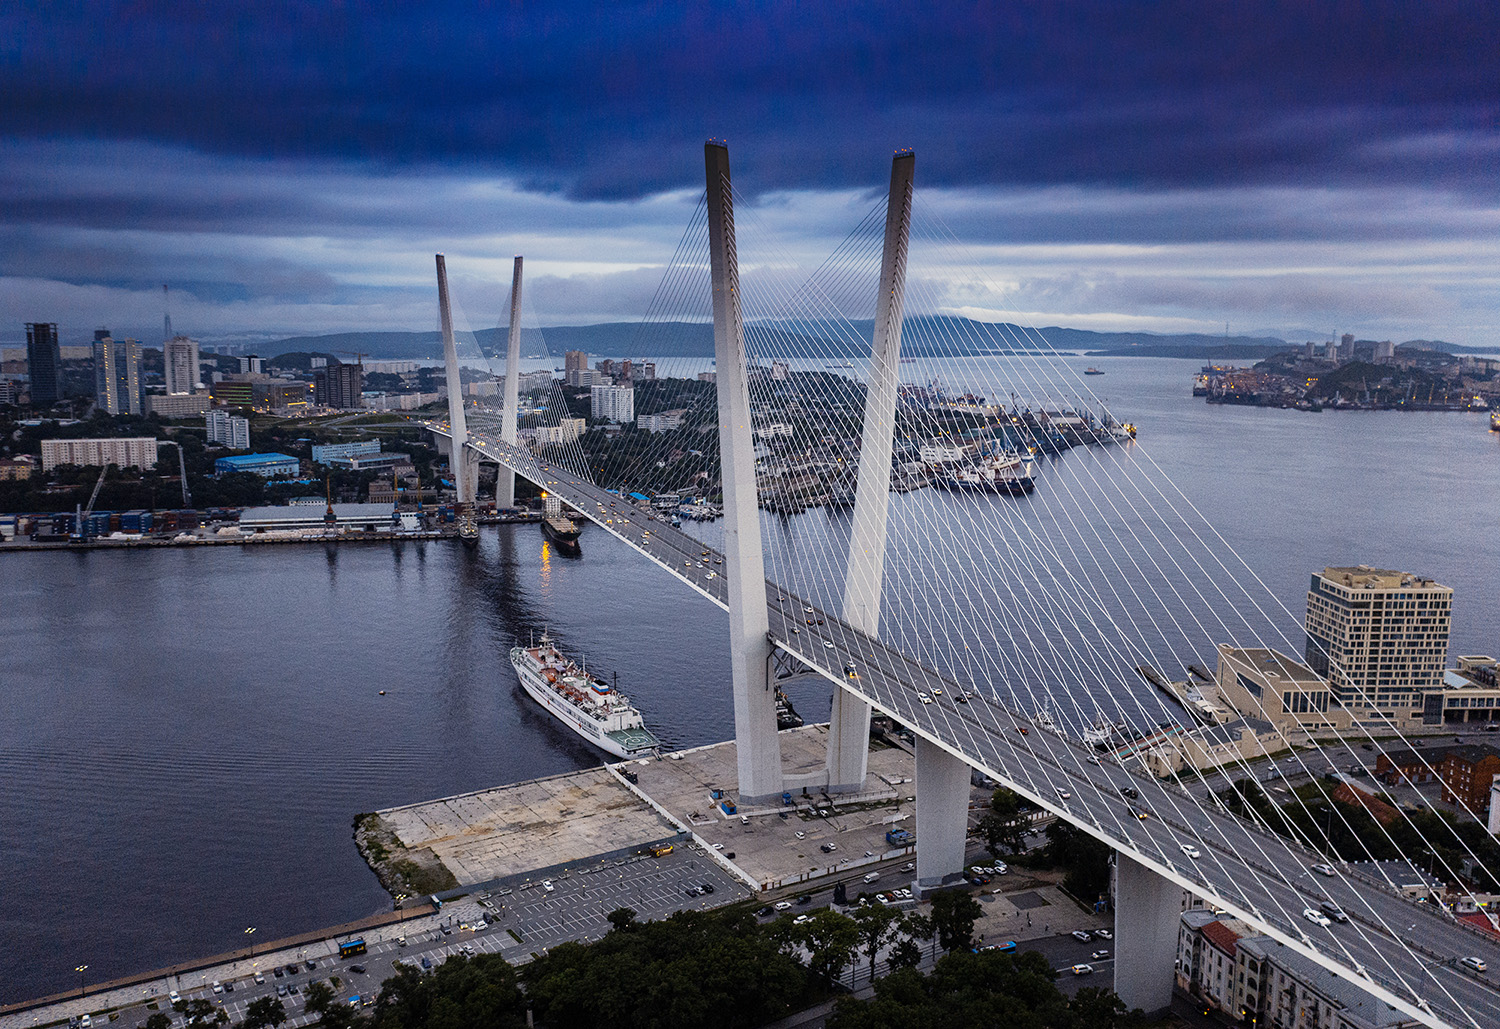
423, 142, 1494, 1028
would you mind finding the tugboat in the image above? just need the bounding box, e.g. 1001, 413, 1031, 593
1083, 367, 1105, 375
539, 493, 581, 553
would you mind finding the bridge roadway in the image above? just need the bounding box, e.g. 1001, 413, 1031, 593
436, 423, 1499, 1029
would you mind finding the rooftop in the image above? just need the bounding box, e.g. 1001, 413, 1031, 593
1319, 565, 1447, 591
1224, 646, 1322, 683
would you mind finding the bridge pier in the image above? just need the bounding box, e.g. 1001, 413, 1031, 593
1113, 854, 1182, 1015
705, 140, 782, 803
497, 255, 523, 509
435, 254, 479, 529
914, 738, 969, 891
830, 150, 915, 794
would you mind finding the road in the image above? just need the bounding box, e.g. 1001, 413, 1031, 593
441, 425, 1500, 1029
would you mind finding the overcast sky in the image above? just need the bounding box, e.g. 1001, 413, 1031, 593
2, 2, 1497, 345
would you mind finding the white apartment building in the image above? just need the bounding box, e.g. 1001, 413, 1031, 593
1305, 566, 1452, 728
163, 336, 201, 395
590, 384, 635, 423
206, 409, 251, 449
41, 437, 159, 471
535, 417, 586, 445
637, 409, 686, 433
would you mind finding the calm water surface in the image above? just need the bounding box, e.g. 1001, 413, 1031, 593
2, 356, 1497, 1000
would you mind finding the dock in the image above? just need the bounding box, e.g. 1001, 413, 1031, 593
358, 725, 930, 897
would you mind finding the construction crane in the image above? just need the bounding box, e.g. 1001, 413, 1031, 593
71, 465, 109, 542
157, 440, 192, 508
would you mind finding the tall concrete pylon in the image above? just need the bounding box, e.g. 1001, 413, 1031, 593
497, 256, 524, 509
828, 149, 916, 792
704, 140, 783, 804
435, 253, 478, 510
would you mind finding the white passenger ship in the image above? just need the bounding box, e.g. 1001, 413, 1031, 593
509, 632, 661, 759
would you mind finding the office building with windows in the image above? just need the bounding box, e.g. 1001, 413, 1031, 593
163, 335, 201, 394
1305, 566, 1452, 728
206, 409, 251, 449
590, 384, 635, 423
26, 322, 62, 407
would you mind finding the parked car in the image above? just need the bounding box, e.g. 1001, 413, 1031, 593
1071, 930, 1092, 942
1071, 964, 1094, 976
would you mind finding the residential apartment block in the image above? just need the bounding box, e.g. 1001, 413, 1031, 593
40, 437, 159, 472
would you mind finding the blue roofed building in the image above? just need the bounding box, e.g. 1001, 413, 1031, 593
214, 453, 300, 478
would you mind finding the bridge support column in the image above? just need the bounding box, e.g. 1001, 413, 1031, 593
914, 738, 969, 891
831, 150, 916, 793
1113, 854, 1182, 1015
497, 256, 523, 509
705, 140, 782, 803
436, 254, 479, 512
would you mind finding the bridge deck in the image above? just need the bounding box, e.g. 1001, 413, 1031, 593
436, 422, 1500, 1029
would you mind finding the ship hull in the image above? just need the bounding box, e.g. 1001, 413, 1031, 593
509, 649, 653, 759
932, 474, 1036, 495
540, 517, 581, 552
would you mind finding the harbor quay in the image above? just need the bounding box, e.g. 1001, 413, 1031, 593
0, 726, 1114, 1029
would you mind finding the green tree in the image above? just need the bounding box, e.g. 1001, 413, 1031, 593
606, 906, 638, 932
977, 787, 1031, 856
238, 996, 287, 1029
303, 981, 336, 1016
851, 904, 902, 983
144, 1013, 173, 1029
793, 909, 861, 986
1044, 821, 1112, 902
173, 999, 228, 1029
928, 890, 983, 953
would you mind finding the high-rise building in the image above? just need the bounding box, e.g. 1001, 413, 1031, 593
1305, 566, 1452, 727
590, 384, 635, 423
26, 322, 62, 407
206, 408, 251, 449
314, 357, 363, 409
239, 354, 263, 375
564, 350, 588, 373
638, 362, 656, 381
163, 335, 201, 394
92, 331, 143, 416
1339, 332, 1356, 363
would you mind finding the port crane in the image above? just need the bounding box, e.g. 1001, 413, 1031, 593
71, 465, 109, 542
155, 440, 192, 508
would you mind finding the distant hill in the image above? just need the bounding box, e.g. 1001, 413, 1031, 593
255, 319, 1299, 362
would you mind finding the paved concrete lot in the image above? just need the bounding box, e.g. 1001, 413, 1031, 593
374, 766, 676, 885
625, 726, 920, 890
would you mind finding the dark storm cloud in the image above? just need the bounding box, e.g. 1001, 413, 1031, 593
3, 2, 1497, 200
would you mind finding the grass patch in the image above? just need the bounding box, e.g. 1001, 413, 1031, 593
508, 929, 523, 944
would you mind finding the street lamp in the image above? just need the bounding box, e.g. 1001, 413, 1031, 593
244, 926, 256, 957
75, 965, 88, 998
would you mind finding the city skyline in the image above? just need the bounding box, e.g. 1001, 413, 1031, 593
2, 4, 1499, 345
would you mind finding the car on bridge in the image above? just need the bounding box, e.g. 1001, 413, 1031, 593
1179, 844, 1201, 859
1302, 907, 1332, 927
1311, 862, 1335, 876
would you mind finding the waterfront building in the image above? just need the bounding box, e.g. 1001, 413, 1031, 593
311, 439, 381, 464
163, 335, 201, 394
567, 367, 602, 388
238, 503, 402, 533
590, 384, 635, 423
564, 350, 587, 373
1215, 645, 1350, 732
146, 392, 212, 418
1437, 745, 1500, 815
26, 322, 62, 407
771, 360, 790, 381
1137, 716, 1280, 776
1305, 566, 1452, 729
41, 437, 159, 471
213, 453, 299, 478
206, 409, 251, 449
697, 371, 716, 383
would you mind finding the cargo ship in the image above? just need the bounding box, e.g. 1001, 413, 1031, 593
931, 450, 1038, 494
539, 494, 581, 552
509, 631, 660, 759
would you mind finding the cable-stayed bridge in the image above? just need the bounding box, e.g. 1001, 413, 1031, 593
423, 143, 1500, 1028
